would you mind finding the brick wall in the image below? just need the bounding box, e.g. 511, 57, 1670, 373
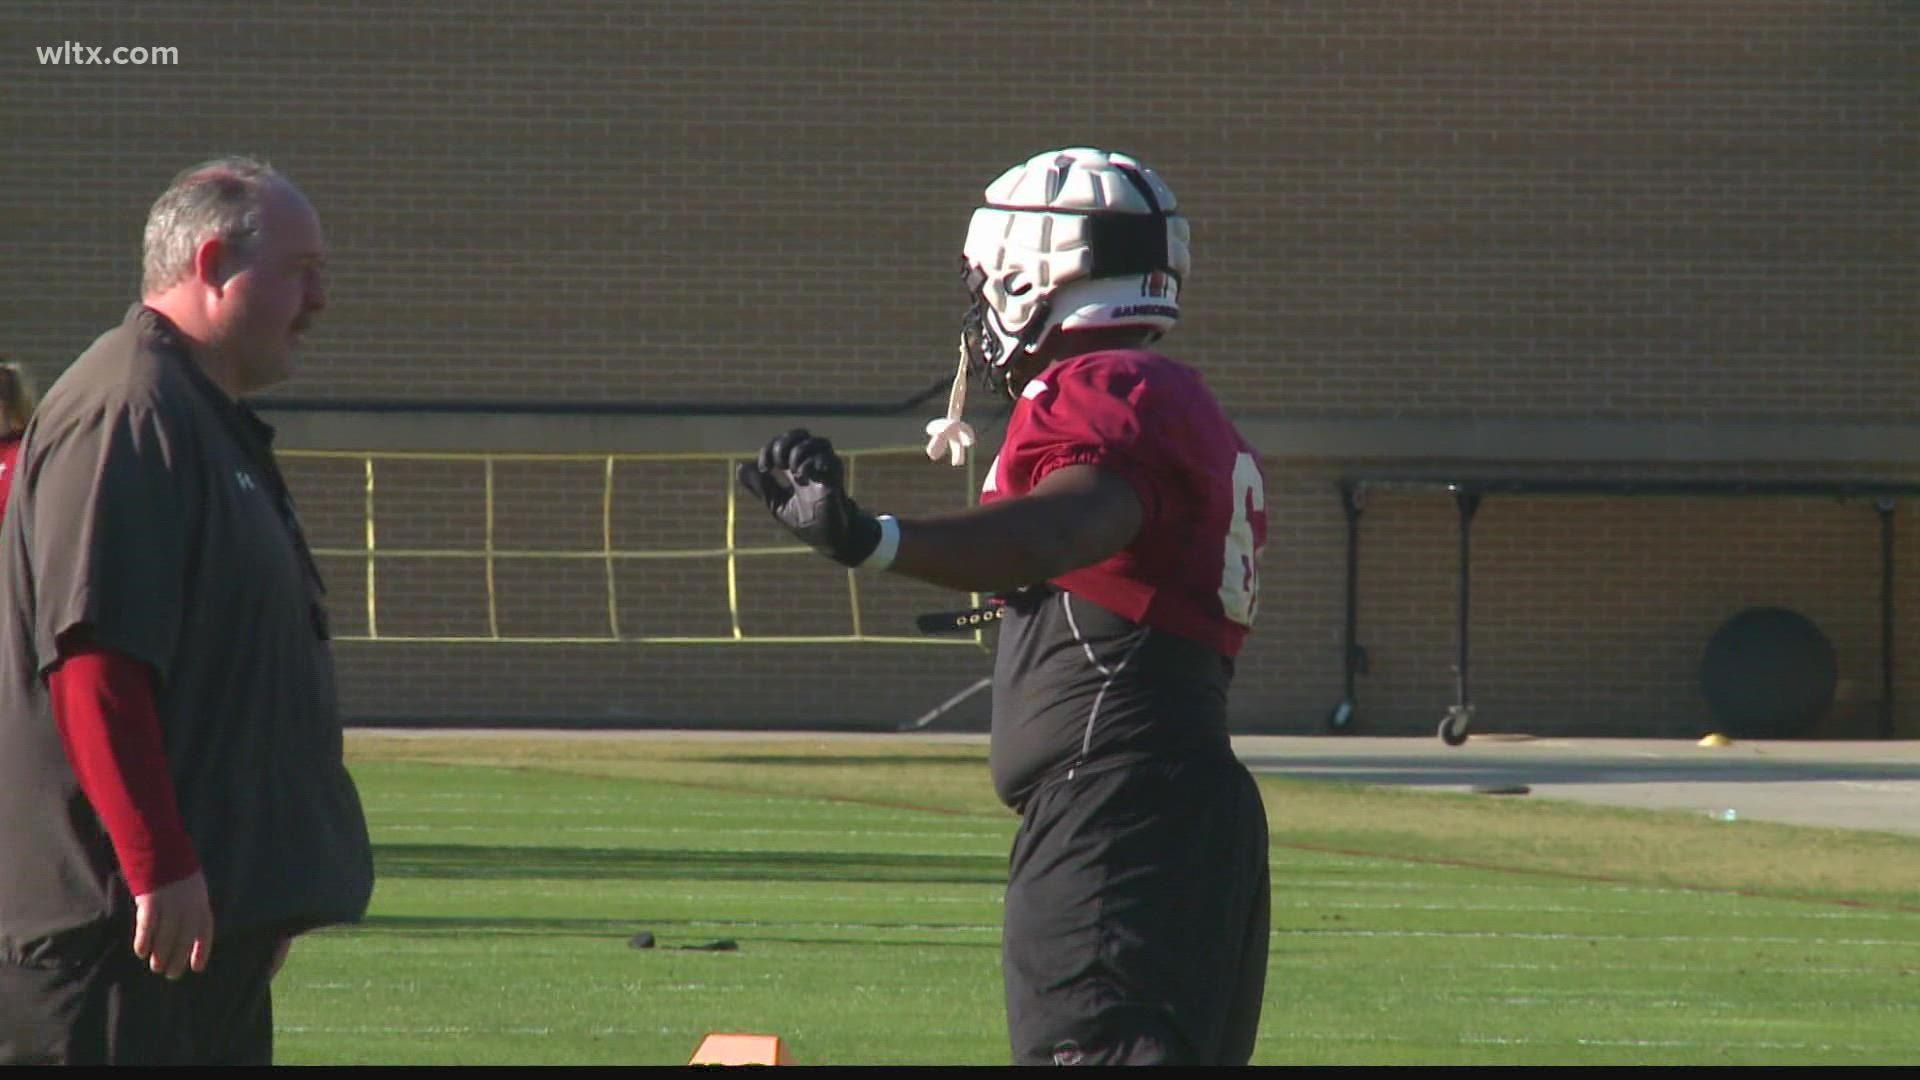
3, 1, 1914, 735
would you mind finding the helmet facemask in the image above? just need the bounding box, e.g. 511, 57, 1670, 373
959, 258, 1053, 400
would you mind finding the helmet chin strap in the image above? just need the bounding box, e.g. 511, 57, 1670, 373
924, 334, 977, 467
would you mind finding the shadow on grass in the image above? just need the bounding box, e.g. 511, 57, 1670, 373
682, 754, 986, 768
373, 843, 1005, 885
337, 915, 999, 951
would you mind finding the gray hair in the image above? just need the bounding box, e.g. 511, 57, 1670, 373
141, 155, 282, 295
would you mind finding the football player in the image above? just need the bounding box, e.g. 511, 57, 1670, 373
739, 147, 1270, 1066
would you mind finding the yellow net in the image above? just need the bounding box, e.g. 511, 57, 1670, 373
280, 446, 985, 647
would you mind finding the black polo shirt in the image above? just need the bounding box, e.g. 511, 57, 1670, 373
0, 304, 373, 957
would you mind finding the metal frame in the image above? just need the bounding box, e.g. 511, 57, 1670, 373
1330, 476, 1920, 746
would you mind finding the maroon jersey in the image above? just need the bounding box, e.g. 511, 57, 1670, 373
981, 349, 1267, 657
980, 349, 1268, 809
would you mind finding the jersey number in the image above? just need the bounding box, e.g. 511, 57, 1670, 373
1218, 452, 1265, 627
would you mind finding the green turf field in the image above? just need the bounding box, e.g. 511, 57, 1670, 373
267, 733, 1920, 1065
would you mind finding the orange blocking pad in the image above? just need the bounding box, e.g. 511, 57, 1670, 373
689, 1032, 794, 1065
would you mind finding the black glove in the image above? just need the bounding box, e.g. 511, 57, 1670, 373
736, 428, 882, 568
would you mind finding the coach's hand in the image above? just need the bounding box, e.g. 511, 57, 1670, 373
134, 870, 214, 980
737, 428, 882, 567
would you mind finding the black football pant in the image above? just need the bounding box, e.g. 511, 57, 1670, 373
1003, 753, 1271, 1065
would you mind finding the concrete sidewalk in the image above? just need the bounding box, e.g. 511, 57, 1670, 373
1231, 733, 1920, 837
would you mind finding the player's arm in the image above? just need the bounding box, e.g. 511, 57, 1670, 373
738, 428, 1141, 594
885, 465, 1139, 593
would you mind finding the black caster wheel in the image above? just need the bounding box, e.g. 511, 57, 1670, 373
1439, 706, 1472, 747
1326, 699, 1355, 732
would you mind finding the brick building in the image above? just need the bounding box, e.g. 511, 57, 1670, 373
3, 1, 1914, 737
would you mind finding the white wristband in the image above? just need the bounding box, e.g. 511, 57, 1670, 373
862, 514, 901, 572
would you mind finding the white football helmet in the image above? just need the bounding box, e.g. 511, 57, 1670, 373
959, 147, 1190, 395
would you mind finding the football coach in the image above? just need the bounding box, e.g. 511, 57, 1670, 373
0, 156, 374, 1065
